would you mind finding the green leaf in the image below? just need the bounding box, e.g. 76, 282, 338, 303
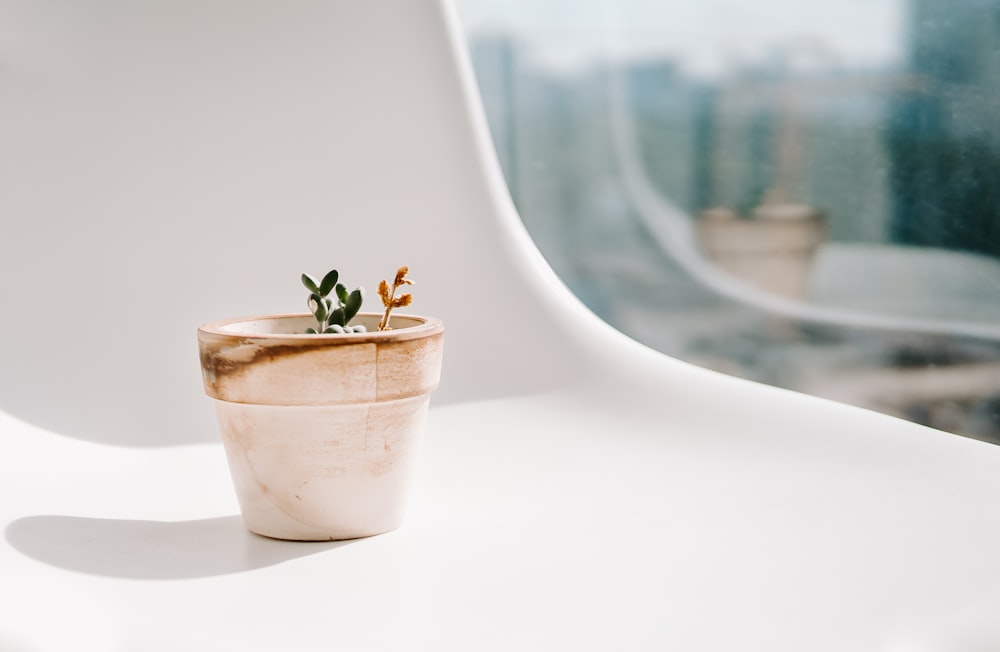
344, 287, 364, 322
335, 283, 349, 304
304, 327, 318, 334
329, 307, 346, 327
301, 273, 320, 294
313, 299, 328, 322
319, 269, 339, 296
326, 324, 345, 334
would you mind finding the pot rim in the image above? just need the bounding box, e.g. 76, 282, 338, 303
198, 312, 443, 344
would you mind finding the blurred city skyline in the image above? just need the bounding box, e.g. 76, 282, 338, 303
460, 0, 1000, 442
457, 0, 906, 77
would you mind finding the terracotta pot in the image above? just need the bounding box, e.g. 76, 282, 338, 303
197, 313, 444, 541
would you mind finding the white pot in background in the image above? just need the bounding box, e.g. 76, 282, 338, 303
697, 203, 826, 300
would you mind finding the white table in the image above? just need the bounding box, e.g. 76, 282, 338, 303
5, 366, 1000, 651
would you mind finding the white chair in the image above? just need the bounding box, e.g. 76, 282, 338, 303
2, 1, 999, 649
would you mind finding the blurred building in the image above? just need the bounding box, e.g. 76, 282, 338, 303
466, 27, 1000, 443
887, 0, 1000, 257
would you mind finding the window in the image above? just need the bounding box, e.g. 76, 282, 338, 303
457, 0, 1000, 443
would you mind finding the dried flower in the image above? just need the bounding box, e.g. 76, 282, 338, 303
393, 266, 410, 286
378, 266, 415, 331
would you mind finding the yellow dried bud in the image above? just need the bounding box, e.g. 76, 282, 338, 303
392, 293, 412, 308
377, 279, 390, 306
393, 266, 409, 286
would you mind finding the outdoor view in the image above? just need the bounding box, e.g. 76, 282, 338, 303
456, 0, 1000, 443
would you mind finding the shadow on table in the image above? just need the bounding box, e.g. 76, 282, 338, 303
5, 514, 352, 580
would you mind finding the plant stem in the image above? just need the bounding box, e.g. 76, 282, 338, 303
379, 302, 393, 331
378, 282, 398, 331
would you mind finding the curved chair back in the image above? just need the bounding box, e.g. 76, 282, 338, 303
0, 0, 642, 445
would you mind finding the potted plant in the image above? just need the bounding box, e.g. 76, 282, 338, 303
696, 198, 826, 300
197, 266, 444, 541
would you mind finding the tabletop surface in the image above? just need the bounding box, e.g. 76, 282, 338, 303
5, 378, 1000, 652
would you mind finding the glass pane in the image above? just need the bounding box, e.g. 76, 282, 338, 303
457, 0, 1000, 443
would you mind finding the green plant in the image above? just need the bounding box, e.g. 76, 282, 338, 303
300, 269, 365, 334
